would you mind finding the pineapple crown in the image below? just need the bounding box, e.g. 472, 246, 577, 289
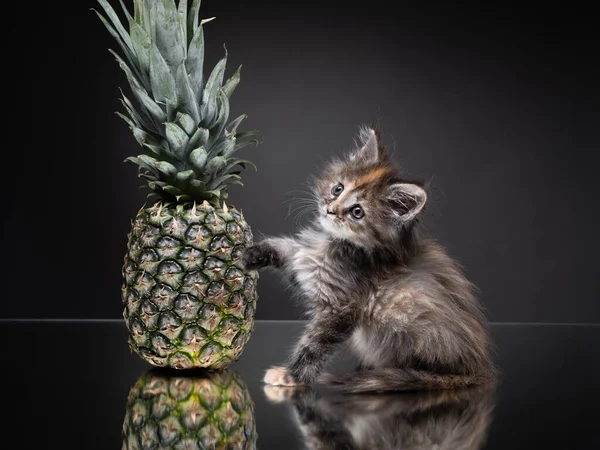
95, 0, 259, 205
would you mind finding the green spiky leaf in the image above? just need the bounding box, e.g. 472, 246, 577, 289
132, 86, 167, 125
132, 127, 162, 150
177, 113, 196, 135
202, 54, 227, 105
148, 180, 167, 190
200, 54, 227, 127
96, 0, 134, 54
207, 89, 230, 148
141, 0, 152, 33
176, 169, 195, 183
189, 147, 208, 171
226, 114, 247, 134
109, 50, 144, 92
206, 156, 226, 177
142, 143, 165, 156
116, 111, 135, 129
229, 139, 260, 157
128, 20, 152, 88
223, 65, 241, 98
150, 45, 176, 103
138, 155, 162, 174
165, 122, 189, 160
162, 184, 185, 196
174, 169, 195, 192
235, 130, 261, 140
204, 51, 227, 95
120, 91, 156, 133
177, 0, 188, 45
126, 155, 158, 178
118, 0, 133, 24
133, 0, 143, 24
188, 0, 202, 40
186, 23, 205, 104
209, 135, 234, 159
154, 160, 178, 178
175, 62, 200, 122
155, 0, 186, 69
208, 173, 241, 190
222, 158, 256, 174
200, 90, 218, 128
189, 178, 210, 199
188, 127, 209, 150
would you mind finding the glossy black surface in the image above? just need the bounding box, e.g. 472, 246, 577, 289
3, 320, 598, 449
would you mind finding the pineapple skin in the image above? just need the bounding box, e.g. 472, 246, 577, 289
122, 369, 257, 449
122, 201, 258, 369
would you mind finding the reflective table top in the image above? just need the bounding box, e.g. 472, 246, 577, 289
2, 320, 598, 449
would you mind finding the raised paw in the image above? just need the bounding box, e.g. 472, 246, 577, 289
242, 244, 279, 270
264, 366, 303, 387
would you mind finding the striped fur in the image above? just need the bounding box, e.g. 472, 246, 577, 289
243, 124, 495, 392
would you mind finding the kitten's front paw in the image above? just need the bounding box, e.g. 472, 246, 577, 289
242, 243, 279, 270
263, 385, 305, 403
264, 366, 303, 387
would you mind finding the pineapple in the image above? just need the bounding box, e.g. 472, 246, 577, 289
122, 369, 257, 449
95, 0, 259, 368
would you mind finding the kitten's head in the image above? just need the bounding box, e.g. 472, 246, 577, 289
314, 125, 427, 248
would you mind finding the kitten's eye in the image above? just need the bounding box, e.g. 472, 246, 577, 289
351, 205, 364, 219
331, 183, 344, 196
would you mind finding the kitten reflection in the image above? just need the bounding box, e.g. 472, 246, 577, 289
265, 383, 496, 450
122, 368, 257, 450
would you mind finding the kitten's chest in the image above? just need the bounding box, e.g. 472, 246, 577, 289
291, 237, 369, 304
292, 241, 332, 293
290, 240, 344, 301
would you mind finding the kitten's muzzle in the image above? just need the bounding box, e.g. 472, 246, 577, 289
326, 207, 343, 220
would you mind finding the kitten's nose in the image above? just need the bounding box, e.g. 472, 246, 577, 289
327, 206, 337, 215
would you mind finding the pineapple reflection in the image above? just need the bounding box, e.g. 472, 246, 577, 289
123, 369, 257, 450
265, 383, 496, 450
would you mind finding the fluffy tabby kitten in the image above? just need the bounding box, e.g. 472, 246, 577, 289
242, 124, 495, 392
264, 383, 496, 450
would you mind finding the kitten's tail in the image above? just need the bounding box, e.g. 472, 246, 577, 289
319, 369, 494, 393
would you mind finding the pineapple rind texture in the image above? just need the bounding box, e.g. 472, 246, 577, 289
122, 369, 257, 449
123, 202, 258, 368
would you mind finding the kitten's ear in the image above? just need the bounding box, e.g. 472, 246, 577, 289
387, 183, 427, 221
350, 126, 386, 163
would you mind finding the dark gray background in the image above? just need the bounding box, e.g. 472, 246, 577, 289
2, 1, 598, 322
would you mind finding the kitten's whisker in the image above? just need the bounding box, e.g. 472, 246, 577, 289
285, 201, 315, 211
285, 201, 316, 221
282, 189, 315, 199
283, 201, 314, 209
291, 204, 316, 227
281, 197, 314, 205
282, 193, 316, 221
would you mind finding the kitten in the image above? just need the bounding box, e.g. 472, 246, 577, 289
242, 124, 495, 392
264, 383, 496, 450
